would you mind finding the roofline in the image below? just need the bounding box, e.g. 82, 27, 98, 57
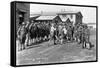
35, 15, 58, 20
57, 11, 80, 15
35, 19, 53, 21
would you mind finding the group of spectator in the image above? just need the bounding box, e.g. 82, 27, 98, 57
16, 22, 50, 51
16, 21, 94, 51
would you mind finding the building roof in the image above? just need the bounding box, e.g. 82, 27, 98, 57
36, 15, 57, 20
57, 11, 80, 14
30, 14, 41, 18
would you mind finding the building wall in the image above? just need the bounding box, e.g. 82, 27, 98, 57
52, 16, 62, 24
75, 13, 82, 25
16, 3, 30, 30
58, 14, 76, 25
58, 13, 82, 26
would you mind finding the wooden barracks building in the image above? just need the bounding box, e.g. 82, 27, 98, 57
30, 11, 83, 26
57, 11, 83, 26
34, 15, 62, 25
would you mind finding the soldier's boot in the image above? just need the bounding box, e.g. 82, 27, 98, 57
82, 42, 85, 49
23, 44, 26, 50
54, 40, 57, 45
20, 44, 23, 51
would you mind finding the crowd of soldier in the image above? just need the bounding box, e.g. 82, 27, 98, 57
16, 21, 94, 51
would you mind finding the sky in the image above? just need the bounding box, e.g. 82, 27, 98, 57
30, 4, 96, 23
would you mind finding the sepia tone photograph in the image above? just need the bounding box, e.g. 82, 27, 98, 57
15, 2, 97, 66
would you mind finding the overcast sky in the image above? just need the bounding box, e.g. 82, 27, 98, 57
30, 4, 96, 23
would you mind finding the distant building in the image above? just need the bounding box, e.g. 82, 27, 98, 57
30, 11, 83, 27
57, 11, 83, 26
34, 15, 62, 25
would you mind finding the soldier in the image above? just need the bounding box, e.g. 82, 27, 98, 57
17, 22, 27, 50
77, 25, 83, 44
67, 26, 72, 42
77, 24, 94, 49
82, 26, 94, 49
62, 25, 67, 43
49, 24, 57, 45
58, 24, 63, 44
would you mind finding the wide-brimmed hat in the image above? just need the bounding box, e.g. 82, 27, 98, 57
22, 22, 26, 25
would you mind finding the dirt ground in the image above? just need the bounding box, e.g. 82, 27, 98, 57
16, 28, 97, 65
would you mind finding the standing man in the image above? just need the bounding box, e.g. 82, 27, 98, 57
50, 24, 57, 45
17, 22, 26, 50
62, 26, 67, 43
